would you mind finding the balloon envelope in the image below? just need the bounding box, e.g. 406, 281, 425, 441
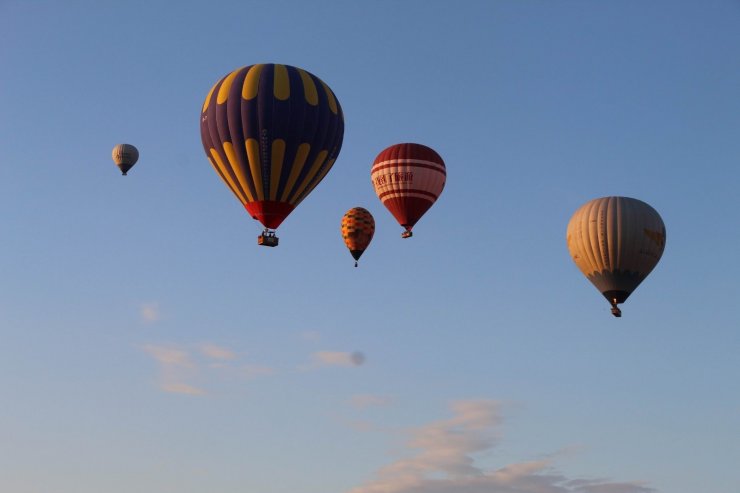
566, 196, 666, 311
200, 64, 344, 230
341, 207, 375, 265
112, 144, 139, 175
371, 143, 445, 236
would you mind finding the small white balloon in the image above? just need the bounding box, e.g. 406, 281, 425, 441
111, 144, 139, 176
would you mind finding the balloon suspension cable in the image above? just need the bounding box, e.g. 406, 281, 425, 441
610, 299, 622, 318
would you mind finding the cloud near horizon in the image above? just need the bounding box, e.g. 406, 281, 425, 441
143, 344, 203, 395
199, 343, 237, 360
142, 343, 273, 395
143, 345, 194, 367
347, 400, 655, 493
160, 382, 205, 396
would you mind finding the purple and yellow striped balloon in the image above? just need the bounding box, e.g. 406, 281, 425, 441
200, 64, 344, 231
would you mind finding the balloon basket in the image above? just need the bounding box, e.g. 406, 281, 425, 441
610, 306, 622, 317
258, 230, 279, 247
401, 230, 413, 239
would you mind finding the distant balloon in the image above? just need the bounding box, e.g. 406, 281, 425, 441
200, 63, 344, 246
341, 207, 375, 267
371, 143, 446, 238
566, 196, 666, 317
111, 144, 139, 176
350, 351, 366, 366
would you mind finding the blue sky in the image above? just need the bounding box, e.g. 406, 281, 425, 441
1, 1, 739, 492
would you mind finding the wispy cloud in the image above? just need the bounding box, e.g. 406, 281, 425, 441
160, 382, 206, 396
142, 342, 273, 395
312, 351, 366, 367
139, 302, 161, 323
143, 344, 203, 395
143, 345, 194, 368
300, 330, 321, 341
348, 400, 655, 493
199, 343, 236, 360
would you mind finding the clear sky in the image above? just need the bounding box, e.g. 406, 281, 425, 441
1, 1, 739, 492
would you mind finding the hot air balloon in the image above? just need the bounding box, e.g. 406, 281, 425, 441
371, 143, 445, 238
566, 196, 666, 317
200, 64, 344, 247
112, 144, 139, 176
341, 207, 375, 267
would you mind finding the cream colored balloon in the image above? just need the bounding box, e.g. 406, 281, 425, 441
111, 144, 139, 176
566, 196, 666, 317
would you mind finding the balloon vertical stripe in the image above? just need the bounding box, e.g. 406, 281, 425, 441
217, 68, 240, 104
321, 80, 338, 114
291, 150, 328, 204
242, 64, 263, 100
207, 157, 243, 203
298, 157, 336, 206
202, 81, 218, 113
281, 143, 311, 202
298, 69, 318, 105
222, 142, 254, 203
273, 64, 290, 100
245, 138, 264, 201
209, 149, 247, 205
270, 139, 286, 200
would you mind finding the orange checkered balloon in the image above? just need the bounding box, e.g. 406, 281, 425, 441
341, 207, 375, 267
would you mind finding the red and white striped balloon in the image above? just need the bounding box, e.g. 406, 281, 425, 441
371, 143, 446, 237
